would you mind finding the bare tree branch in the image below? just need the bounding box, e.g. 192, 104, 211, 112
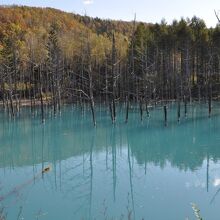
214, 10, 220, 23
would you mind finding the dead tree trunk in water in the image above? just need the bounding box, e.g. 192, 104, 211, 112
88, 70, 96, 127
184, 95, 187, 117
125, 95, 129, 123
208, 84, 212, 118
146, 101, 150, 118
164, 105, 167, 126
87, 42, 96, 127
110, 33, 117, 123
177, 97, 181, 122
39, 65, 45, 123
8, 67, 15, 118
125, 15, 136, 124
139, 97, 143, 121
0, 70, 6, 110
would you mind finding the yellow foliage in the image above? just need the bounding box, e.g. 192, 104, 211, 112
2, 82, 32, 91
0, 6, 131, 71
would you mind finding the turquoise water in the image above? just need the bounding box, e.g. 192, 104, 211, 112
1, 103, 220, 219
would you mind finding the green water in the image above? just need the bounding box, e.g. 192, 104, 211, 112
1, 103, 220, 220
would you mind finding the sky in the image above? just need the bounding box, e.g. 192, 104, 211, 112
0, 0, 220, 27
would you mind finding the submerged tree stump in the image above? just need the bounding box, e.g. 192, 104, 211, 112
164, 105, 167, 126
177, 99, 181, 122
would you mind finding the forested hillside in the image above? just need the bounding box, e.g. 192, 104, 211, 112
0, 5, 220, 124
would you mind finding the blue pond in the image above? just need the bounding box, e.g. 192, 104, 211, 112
0, 102, 220, 219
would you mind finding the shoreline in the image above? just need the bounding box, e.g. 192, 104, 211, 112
0, 98, 220, 108
0, 99, 50, 107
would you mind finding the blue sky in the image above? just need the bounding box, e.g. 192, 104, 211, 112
1, 0, 220, 27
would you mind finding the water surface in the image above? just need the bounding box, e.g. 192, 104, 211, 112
1, 103, 220, 219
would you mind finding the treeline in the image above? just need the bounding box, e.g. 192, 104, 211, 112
0, 6, 220, 124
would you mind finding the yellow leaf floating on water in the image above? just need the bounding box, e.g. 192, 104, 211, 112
42, 165, 52, 174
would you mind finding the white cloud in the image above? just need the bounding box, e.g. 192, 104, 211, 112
83, 0, 94, 5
